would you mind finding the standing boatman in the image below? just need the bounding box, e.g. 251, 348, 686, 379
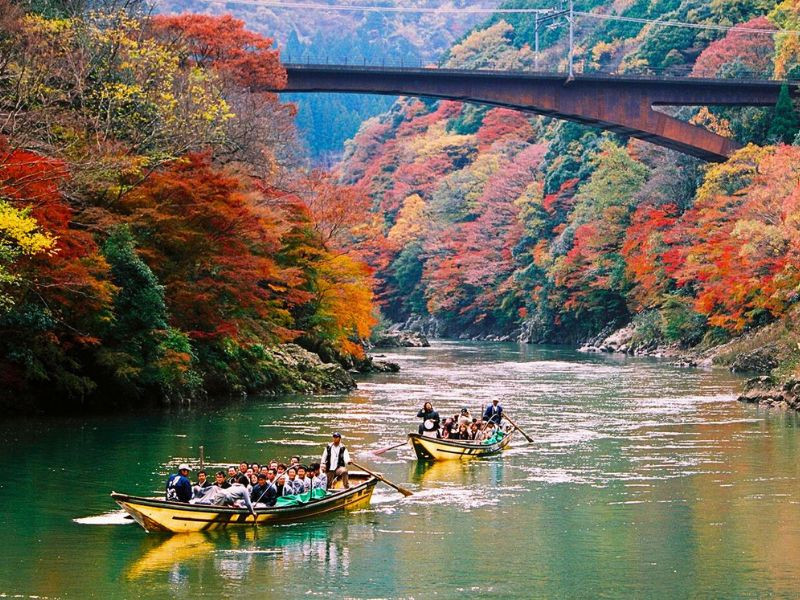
321, 432, 350, 490
483, 398, 503, 425
166, 463, 192, 503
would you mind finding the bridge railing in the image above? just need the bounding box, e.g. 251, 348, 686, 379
281, 54, 792, 82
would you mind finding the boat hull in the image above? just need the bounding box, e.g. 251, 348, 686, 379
408, 431, 514, 460
113, 474, 377, 533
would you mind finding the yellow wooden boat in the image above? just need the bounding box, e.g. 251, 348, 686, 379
112, 471, 377, 533
408, 430, 514, 460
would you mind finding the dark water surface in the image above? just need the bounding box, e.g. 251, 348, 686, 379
2, 342, 799, 598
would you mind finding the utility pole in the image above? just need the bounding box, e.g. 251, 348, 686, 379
568, 0, 574, 78
535, 11, 539, 71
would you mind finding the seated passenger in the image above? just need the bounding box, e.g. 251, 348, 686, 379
454, 424, 471, 440
310, 463, 327, 490
166, 463, 192, 503
226, 466, 238, 486
440, 418, 454, 439
251, 472, 277, 507
192, 470, 212, 499
469, 422, 480, 440
296, 466, 312, 493
275, 474, 293, 497
213, 470, 230, 489
212, 481, 254, 513
286, 467, 304, 495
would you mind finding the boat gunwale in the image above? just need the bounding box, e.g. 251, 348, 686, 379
407, 431, 514, 452
111, 476, 376, 516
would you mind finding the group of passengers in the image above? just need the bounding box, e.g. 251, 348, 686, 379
165, 432, 352, 511
417, 398, 508, 441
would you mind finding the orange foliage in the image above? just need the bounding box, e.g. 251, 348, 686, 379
119, 153, 298, 342
151, 14, 287, 93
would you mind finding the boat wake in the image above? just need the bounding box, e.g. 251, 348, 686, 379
73, 510, 133, 525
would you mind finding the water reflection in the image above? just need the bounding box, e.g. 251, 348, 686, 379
128, 523, 362, 586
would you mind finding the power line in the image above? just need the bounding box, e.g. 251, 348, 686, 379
157, 1, 553, 14
576, 11, 792, 36
161, 0, 800, 37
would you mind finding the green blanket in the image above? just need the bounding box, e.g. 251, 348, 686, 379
275, 488, 327, 507
482, 430, 505, 445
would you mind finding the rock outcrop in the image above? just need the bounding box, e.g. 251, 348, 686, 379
388, 313, 444, 337
372, 330, 430, 348
738, 376, 800, 410
263, 344, 356, 394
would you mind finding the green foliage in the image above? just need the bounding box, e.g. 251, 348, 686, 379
447, 104, 488, 135
768, 83, 800, 144
99, 226, 201, 401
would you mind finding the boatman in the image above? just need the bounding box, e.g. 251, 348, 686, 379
482, 398, 503, 425
321, 432, 350, 490
166, 463, 192, 503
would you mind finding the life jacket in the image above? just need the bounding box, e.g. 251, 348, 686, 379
324, 443, 347, 471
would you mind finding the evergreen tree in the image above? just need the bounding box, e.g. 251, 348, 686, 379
769, 83, 800, 144
99, 226, 198, 399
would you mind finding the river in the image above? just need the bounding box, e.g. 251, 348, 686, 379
2, 341, 799, 598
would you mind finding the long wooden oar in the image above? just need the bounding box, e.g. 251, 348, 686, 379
372, 440, 408, 456
502, 412, 535, 443
350, 460, 413, 497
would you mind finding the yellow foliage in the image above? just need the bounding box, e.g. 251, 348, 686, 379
314, 253, 377, 356
690, 107, 734, 138
13, 12, 234, 165
407, 122, 475, 157
0, 200, 56, 256
388, 194, 427, 247
694, 144, 769, 207
0, 199, 57, 310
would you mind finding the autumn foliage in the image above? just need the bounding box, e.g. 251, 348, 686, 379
0, 8, 377, 410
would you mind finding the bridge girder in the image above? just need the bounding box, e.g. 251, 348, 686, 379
277, 65, 792, 162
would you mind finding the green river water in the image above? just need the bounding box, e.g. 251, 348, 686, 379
2, 341, 800, 599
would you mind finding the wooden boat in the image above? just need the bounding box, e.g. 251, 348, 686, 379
112, 471, 377, 533
408, 430, 514, 460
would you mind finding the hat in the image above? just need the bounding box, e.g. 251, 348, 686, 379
257, 473, 267, 480
492, 398, 499, 403
178, 463, 190, 471
460, 407, 469, 414
332, 432, 341, 438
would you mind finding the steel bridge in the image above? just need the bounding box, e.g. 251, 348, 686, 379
275, 64, 796, 161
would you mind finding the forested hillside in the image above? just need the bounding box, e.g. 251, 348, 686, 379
340, 0, 800, 378
157, 0, 499, 161
0, 2, 378, 411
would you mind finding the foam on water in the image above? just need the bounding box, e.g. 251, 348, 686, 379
73, 510, 133, 525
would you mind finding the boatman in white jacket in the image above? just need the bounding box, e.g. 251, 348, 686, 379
321, 432, 350, 490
